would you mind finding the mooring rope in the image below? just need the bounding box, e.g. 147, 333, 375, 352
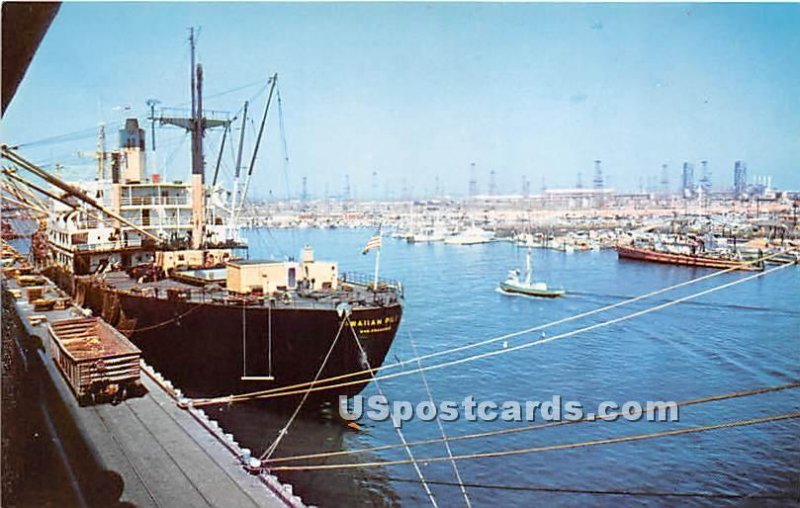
411, 338, 472, 508
191, 246, 798, 406
265, 382, 800, 464
383, 477, 798, 500
194, 261, 794, 406
346, 317, 439, 507
268, 412, 800, 471
115, 296, 207, 334
259, 317, 347, 462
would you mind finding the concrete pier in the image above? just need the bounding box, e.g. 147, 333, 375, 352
2, 272, 305, 507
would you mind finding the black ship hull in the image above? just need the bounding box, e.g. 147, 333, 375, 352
48, 269, 402, 402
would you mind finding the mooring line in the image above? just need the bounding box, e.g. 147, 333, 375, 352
265, 381, 800, 464
411, 337, 472, 507
383, 476, 798, 500
191, 246, 798, 406
268, 412, 800, 471
346, 317, 439, 507
258, 318, 347, 462
198, 261, 794, 405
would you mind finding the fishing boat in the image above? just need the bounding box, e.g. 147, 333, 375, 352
2, 31, 403, 401
499, 248, 565, 298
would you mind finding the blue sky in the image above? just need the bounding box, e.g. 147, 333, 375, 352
3, 2, 799, 198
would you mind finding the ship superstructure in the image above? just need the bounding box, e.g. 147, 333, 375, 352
46, 117, 240, 276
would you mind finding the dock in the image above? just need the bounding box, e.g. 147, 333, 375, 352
2, 264, 307, 507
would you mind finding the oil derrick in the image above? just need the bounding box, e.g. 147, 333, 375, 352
301, 175, 308, 202
699, 160, 711, 193
468, 162, 478, 197
593, 160, 605, 208
576, 171, 583, 189
660, 163, 670, 195
522, 175, 530, 198
681, 162, 695, 198
733, 161, 748, 197
593, 160, 604, 189
489, 169, 497, 196
343, 173, 351, 201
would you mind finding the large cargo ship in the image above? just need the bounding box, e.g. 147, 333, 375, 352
3, 31, 403, 400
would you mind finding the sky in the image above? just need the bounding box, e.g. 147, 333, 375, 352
3, 2, 800, 199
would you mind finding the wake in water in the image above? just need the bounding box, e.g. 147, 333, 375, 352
566, 289, 800, 316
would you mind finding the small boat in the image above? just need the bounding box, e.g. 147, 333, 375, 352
499, 248, 565, 298
444, 226, 495, 245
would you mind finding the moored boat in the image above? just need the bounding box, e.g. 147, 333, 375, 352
444, 225, 495, 245
616, 244, 763, 271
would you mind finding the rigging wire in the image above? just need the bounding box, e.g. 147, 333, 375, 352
268, 412, 800, 471
266, 381, 800, 464
191, 256, 796, 406
275, 84, 297, 256
190, 246, 798, 405
15, 121, 124, 149
162, 132, 190, 177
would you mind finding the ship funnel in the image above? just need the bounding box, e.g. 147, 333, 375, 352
118, 118, 146, 182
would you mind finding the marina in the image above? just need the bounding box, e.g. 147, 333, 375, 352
3, 3, 800, 507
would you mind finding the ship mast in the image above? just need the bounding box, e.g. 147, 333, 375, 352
97, 123, 106, 180
156, 28, 230, 249
525, 248, 532, 285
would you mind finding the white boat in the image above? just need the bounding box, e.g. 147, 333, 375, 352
444, 226, 495, 245
408, 227, 447, 243
499, 248, 565, 298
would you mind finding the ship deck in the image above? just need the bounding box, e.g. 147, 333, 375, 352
96, 270, 402, 310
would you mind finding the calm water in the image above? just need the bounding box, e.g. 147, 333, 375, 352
213, 227, 800, 507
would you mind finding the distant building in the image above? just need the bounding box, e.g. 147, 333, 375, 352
541, 187, 614, 210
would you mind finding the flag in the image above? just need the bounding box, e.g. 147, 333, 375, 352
362, 233, 382, 255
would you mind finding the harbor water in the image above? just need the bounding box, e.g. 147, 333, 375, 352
213, 227, 799, 507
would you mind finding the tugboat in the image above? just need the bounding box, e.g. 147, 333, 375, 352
499, 248, 565, 298
1, 30, 403, 401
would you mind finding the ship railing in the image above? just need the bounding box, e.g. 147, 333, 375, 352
120, 196, 190, 207
151, 288, 359, 310
339, 272, 404, 297
73, 239, 143, 252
